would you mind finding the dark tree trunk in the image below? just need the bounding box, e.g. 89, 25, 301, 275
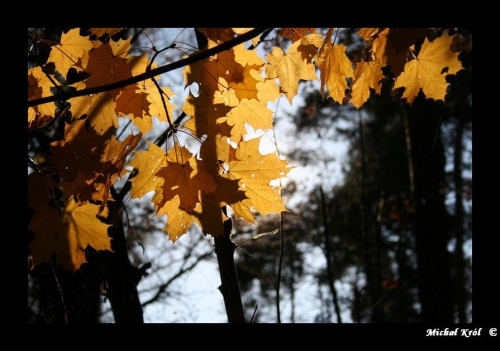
408, 101, 454, 323
103, 197, 144, 323
214, 211, 246, 323
319, 186, 342, 323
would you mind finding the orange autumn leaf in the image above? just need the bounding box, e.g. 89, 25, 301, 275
393, 35, 463, 104
358, 28, 383, 41
221, 97, 274, 143
265, 37, 318, 104
127, 142, 168, 199
109, 37, 132, 57
100, 133, 142, 176
48, 28, 93, 76
115, 84, 151, 121
317, 29, 353, 103
68, 83, 118, 135
28, 197, 112, 272
28, 67, 57, 127
115, 74, 176, 134
351, 59, 384, 108
222, 137, 290, 217
28, 27, 297, 259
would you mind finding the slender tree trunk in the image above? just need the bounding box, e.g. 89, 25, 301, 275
408, 102, 454, 323
453, 112, 467, 323
103, 197, 144, 323
214, 210, 246, 323
319, 186, 342, 323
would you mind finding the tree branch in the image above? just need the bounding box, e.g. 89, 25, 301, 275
28, 28, 269, 107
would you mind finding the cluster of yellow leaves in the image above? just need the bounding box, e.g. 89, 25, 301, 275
352, 28, 463, 107
27, 27, 466, 271
263, 27, 463, 108
27, 28, 291, 271
128, 30, 291, 242
28, 28, 162, 270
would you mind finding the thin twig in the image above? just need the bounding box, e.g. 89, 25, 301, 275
151, 76, 173, 126
235, 229, 279, 248
272, 97, 284, 323
116, 119, 133, 140
249, 304, 259, 323
29, 28, 269, 107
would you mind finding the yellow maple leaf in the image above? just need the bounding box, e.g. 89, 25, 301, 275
47, 28, 93, 76
146, 85, 176, 122
222, 137, 290, 217
185, 44, 261, 101
109, 37, 132, 57
158, 193, 227, 242
28, 67, 57, 127
221, 98, 274, 142
28, 197, 112, 271
358, 28, 383, 41
317, 29, 353, 103
128, 53, 155, 77
301, 33, 324, 50
100, 133, 142, 175
265, 38, 318, 104
393, 35, 463, 104
233, 43, 264, 67
127, 142, 168, 199
351, 59, 384, 108
69, 83, 118, 135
